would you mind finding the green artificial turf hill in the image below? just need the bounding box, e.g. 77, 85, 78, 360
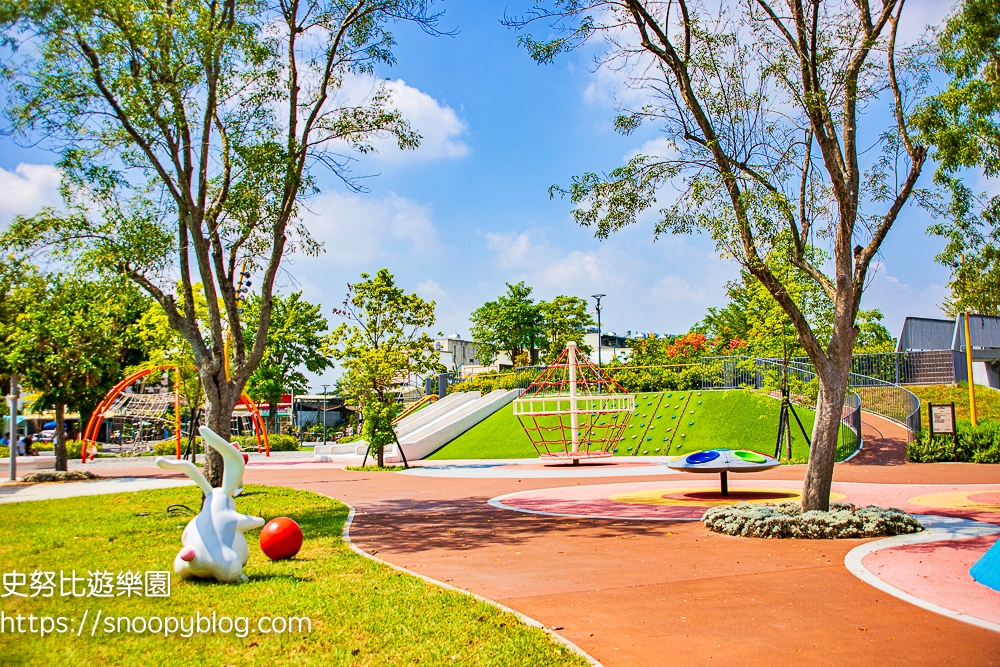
429, 389, 834, 460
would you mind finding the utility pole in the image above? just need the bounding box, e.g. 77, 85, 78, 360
7, 374, 18, 481
321, 384, 329, 446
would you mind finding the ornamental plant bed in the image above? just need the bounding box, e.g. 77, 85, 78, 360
20, 470, 99, 483
702, 502, 924, 539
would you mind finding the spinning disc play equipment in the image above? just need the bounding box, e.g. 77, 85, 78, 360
513, 341, 634, 464
667, 448, 780, 495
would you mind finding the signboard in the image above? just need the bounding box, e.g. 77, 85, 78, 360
929, 403, 956, 436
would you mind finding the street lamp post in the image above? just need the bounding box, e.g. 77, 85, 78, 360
591, 294, 606, 393
321, 384, 329, 447
591, 294, 606, 367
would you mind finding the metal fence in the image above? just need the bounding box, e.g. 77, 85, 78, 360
706, 355, 921, 439
793, 351, 961, 386
701, 356, 863, 459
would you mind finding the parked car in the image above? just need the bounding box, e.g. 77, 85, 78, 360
37, 429, 56, 443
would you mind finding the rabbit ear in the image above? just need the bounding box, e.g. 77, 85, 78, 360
199, 426, 245, 497
155, 458, 213, 496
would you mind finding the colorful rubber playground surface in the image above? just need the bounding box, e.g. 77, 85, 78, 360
60, 414, 1000, 665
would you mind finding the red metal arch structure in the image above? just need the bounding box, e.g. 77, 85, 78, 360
81, 366, 270, 462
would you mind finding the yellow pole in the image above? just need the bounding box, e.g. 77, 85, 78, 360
174, 369, 182, 459
964, 311, 978, 426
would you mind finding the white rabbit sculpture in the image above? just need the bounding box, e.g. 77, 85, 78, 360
155, 426, 265, 583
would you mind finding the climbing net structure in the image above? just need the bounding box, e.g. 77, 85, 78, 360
513, 341, 634, 462
95, 370, 183, 455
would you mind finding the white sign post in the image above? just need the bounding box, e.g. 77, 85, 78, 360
7, 374, 18, 481
928, 402, 957, 461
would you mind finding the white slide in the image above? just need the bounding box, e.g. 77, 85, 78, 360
383, 389, 521, 463
313, 389, 520, 463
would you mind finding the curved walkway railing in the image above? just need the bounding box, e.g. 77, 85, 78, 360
702, 355, 921, 441
701, 356, 863, 459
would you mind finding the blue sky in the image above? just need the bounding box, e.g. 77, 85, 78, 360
0, 0, 960, 391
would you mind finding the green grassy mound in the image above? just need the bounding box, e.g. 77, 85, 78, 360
0, 486, 586, 667
430, 389, 850, 461
907, 382, 1000, 423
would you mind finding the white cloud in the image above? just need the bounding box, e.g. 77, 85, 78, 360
0, 163, 62, 226
624, 136, 677, 162
416, 278, 448, 302
296, 190, 441, 266
338, 75, 468, 162
478, 227, 737, 334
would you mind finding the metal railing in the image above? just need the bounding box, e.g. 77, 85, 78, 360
705, 355, 921, 439
701, 356, 863, 459
793, 351, 960, 386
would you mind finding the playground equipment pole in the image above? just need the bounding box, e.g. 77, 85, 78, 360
8, 374, 18, 481
567, 341, 579, 458
965, 311, 978, 426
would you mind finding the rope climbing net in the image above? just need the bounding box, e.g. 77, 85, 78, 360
513, 342, 635, 461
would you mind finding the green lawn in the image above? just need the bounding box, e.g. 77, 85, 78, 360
430, 389, 821, 460
0, 486, 586, 667
908, 382, 1000, 424
426, 407, 538, 459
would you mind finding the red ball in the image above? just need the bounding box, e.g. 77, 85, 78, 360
259, 517, 303, 560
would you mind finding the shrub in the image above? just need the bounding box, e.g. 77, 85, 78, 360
234, 433, 299, 452
702, 502, 924, 539
908, 419, 1000, 463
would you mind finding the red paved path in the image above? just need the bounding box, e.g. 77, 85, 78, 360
97, 419, 1000, 667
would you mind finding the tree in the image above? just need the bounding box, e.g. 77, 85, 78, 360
1, 0, 442, 486
242, 291, 332, 434
327, 269, 439, 466
5, 272, 145, 470
131, 284, 215, 422
913, 0, 1000, 315
469, 282, 543, 366
537, 295, 594, 362
510, 0, 928, 510
854, 310, 897, 354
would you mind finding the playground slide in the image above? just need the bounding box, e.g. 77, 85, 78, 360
313, 389, 519, 463
313, 392, 481, 458
394, 392, 480, 439
382, 389, 521, 463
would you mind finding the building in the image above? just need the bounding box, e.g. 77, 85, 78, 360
583, 331, 631, 364
895, 314, 1000, 387
434, 334, 479, 371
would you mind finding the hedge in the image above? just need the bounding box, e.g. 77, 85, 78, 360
152, 434, 300, 456
234, 433, 300, 452
908, 419, 1000, 463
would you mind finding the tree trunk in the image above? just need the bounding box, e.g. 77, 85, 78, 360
200, 368, 241, 489
268, 396, 279, 435
54, 402, 67, 472
376, 444, 384, 468
801, 365, 850, 511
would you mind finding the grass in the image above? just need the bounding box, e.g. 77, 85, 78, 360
426, 408, 538, 460
615, 389, 816, 458
907, 382, 1000, 424
429, 389, 839, 461
343, 465, 406, 472
0, 486, 586, 667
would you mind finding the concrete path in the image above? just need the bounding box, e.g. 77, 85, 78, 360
0, 476, 192, 503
